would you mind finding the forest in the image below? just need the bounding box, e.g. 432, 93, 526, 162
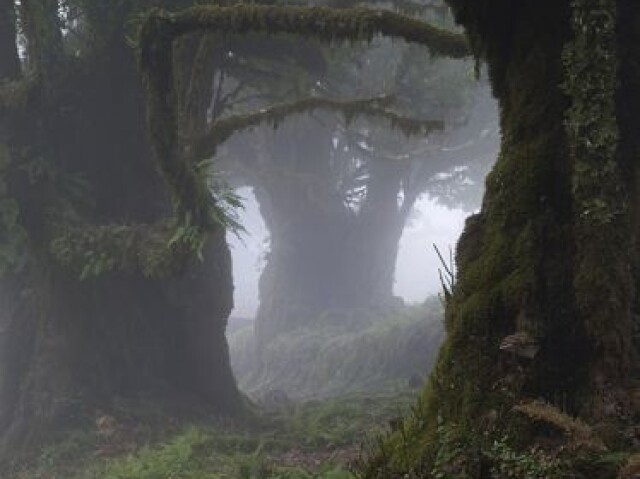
1, 0, 639, 478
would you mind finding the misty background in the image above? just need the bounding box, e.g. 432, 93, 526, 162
228, 190, 469, 319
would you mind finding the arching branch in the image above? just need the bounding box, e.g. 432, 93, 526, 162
140, 5, 469, 58
137, 4, 469, 230
188, 95, 444, 161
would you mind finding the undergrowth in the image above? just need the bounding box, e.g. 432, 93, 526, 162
9, 390, 417, 479
229, 301, 444, 400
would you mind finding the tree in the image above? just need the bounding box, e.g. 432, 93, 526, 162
0, 0, 468, 459
219, 27, 496, 343
0, 0, 245, 457
363, 0, 640, 477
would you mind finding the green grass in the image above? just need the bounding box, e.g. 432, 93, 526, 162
9, 390, 418, 479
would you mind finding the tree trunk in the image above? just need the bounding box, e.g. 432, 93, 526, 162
364, 1, 640, 476
240, 117, 409, 343
0, 10, 243, 459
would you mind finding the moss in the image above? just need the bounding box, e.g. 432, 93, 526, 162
140, 5, 469, 58
361, 2, 583, 477
513, 400, 605, 452
0, 74, 39, 116
563, 0, 635, 383
49, 222, 197, 279
188, 95, 443, 160
137, 4, 469, 232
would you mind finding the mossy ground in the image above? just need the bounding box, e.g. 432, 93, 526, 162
6, 390, 418, 479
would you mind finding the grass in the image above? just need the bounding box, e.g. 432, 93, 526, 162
229, 300, 444, 400
9, 389, 419, 479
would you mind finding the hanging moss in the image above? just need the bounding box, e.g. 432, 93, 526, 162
188, 95, 444, 160
137, 4, 469, 234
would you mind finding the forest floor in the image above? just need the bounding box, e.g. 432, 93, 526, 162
10, 389, 418, 479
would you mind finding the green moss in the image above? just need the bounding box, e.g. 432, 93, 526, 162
360, 2, 586, 477
137, 4, 469, 232
189, 95, 443, 161
563, 0, 634, 381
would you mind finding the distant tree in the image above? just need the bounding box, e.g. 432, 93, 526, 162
216, 10, 497, 342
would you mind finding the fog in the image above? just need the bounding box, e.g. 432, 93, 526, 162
223, 75, 500, 399
228, 191, 469, 318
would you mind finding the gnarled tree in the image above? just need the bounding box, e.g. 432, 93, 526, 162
363, 0, 640, 477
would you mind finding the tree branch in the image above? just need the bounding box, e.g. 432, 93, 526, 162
137, 4, 468, 230
140, 5, 469, 58
187, 95, 444, 160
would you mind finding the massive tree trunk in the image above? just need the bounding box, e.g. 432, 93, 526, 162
363, 0, 640, 477
0, 3, 243, 459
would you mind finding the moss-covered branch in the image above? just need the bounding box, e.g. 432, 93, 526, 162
188, 95, 444, 160
143, 5, 469, 57
138, 4, 468, 231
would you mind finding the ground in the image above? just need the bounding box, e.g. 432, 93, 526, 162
6, 390, 418, 479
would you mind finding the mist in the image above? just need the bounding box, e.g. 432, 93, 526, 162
228, 190, 470, 318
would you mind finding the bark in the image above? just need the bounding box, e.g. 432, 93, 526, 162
0, 0, 19, 80
0, 4, 244, 459
233, 117, 410, 343
363, 1, 640, 476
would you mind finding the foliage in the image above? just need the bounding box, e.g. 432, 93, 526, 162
9, 389, 424, 479
485, 437, 566, 479
229, 302, 443, 399
0, 145, 27, 277
429, 421, 481, 479
103, 428, 209, 479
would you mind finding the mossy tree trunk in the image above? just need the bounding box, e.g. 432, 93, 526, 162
0, 1, 243, 459
430, 0, 580, 420
439, 0, 640, 422
364, 0, 640, 476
